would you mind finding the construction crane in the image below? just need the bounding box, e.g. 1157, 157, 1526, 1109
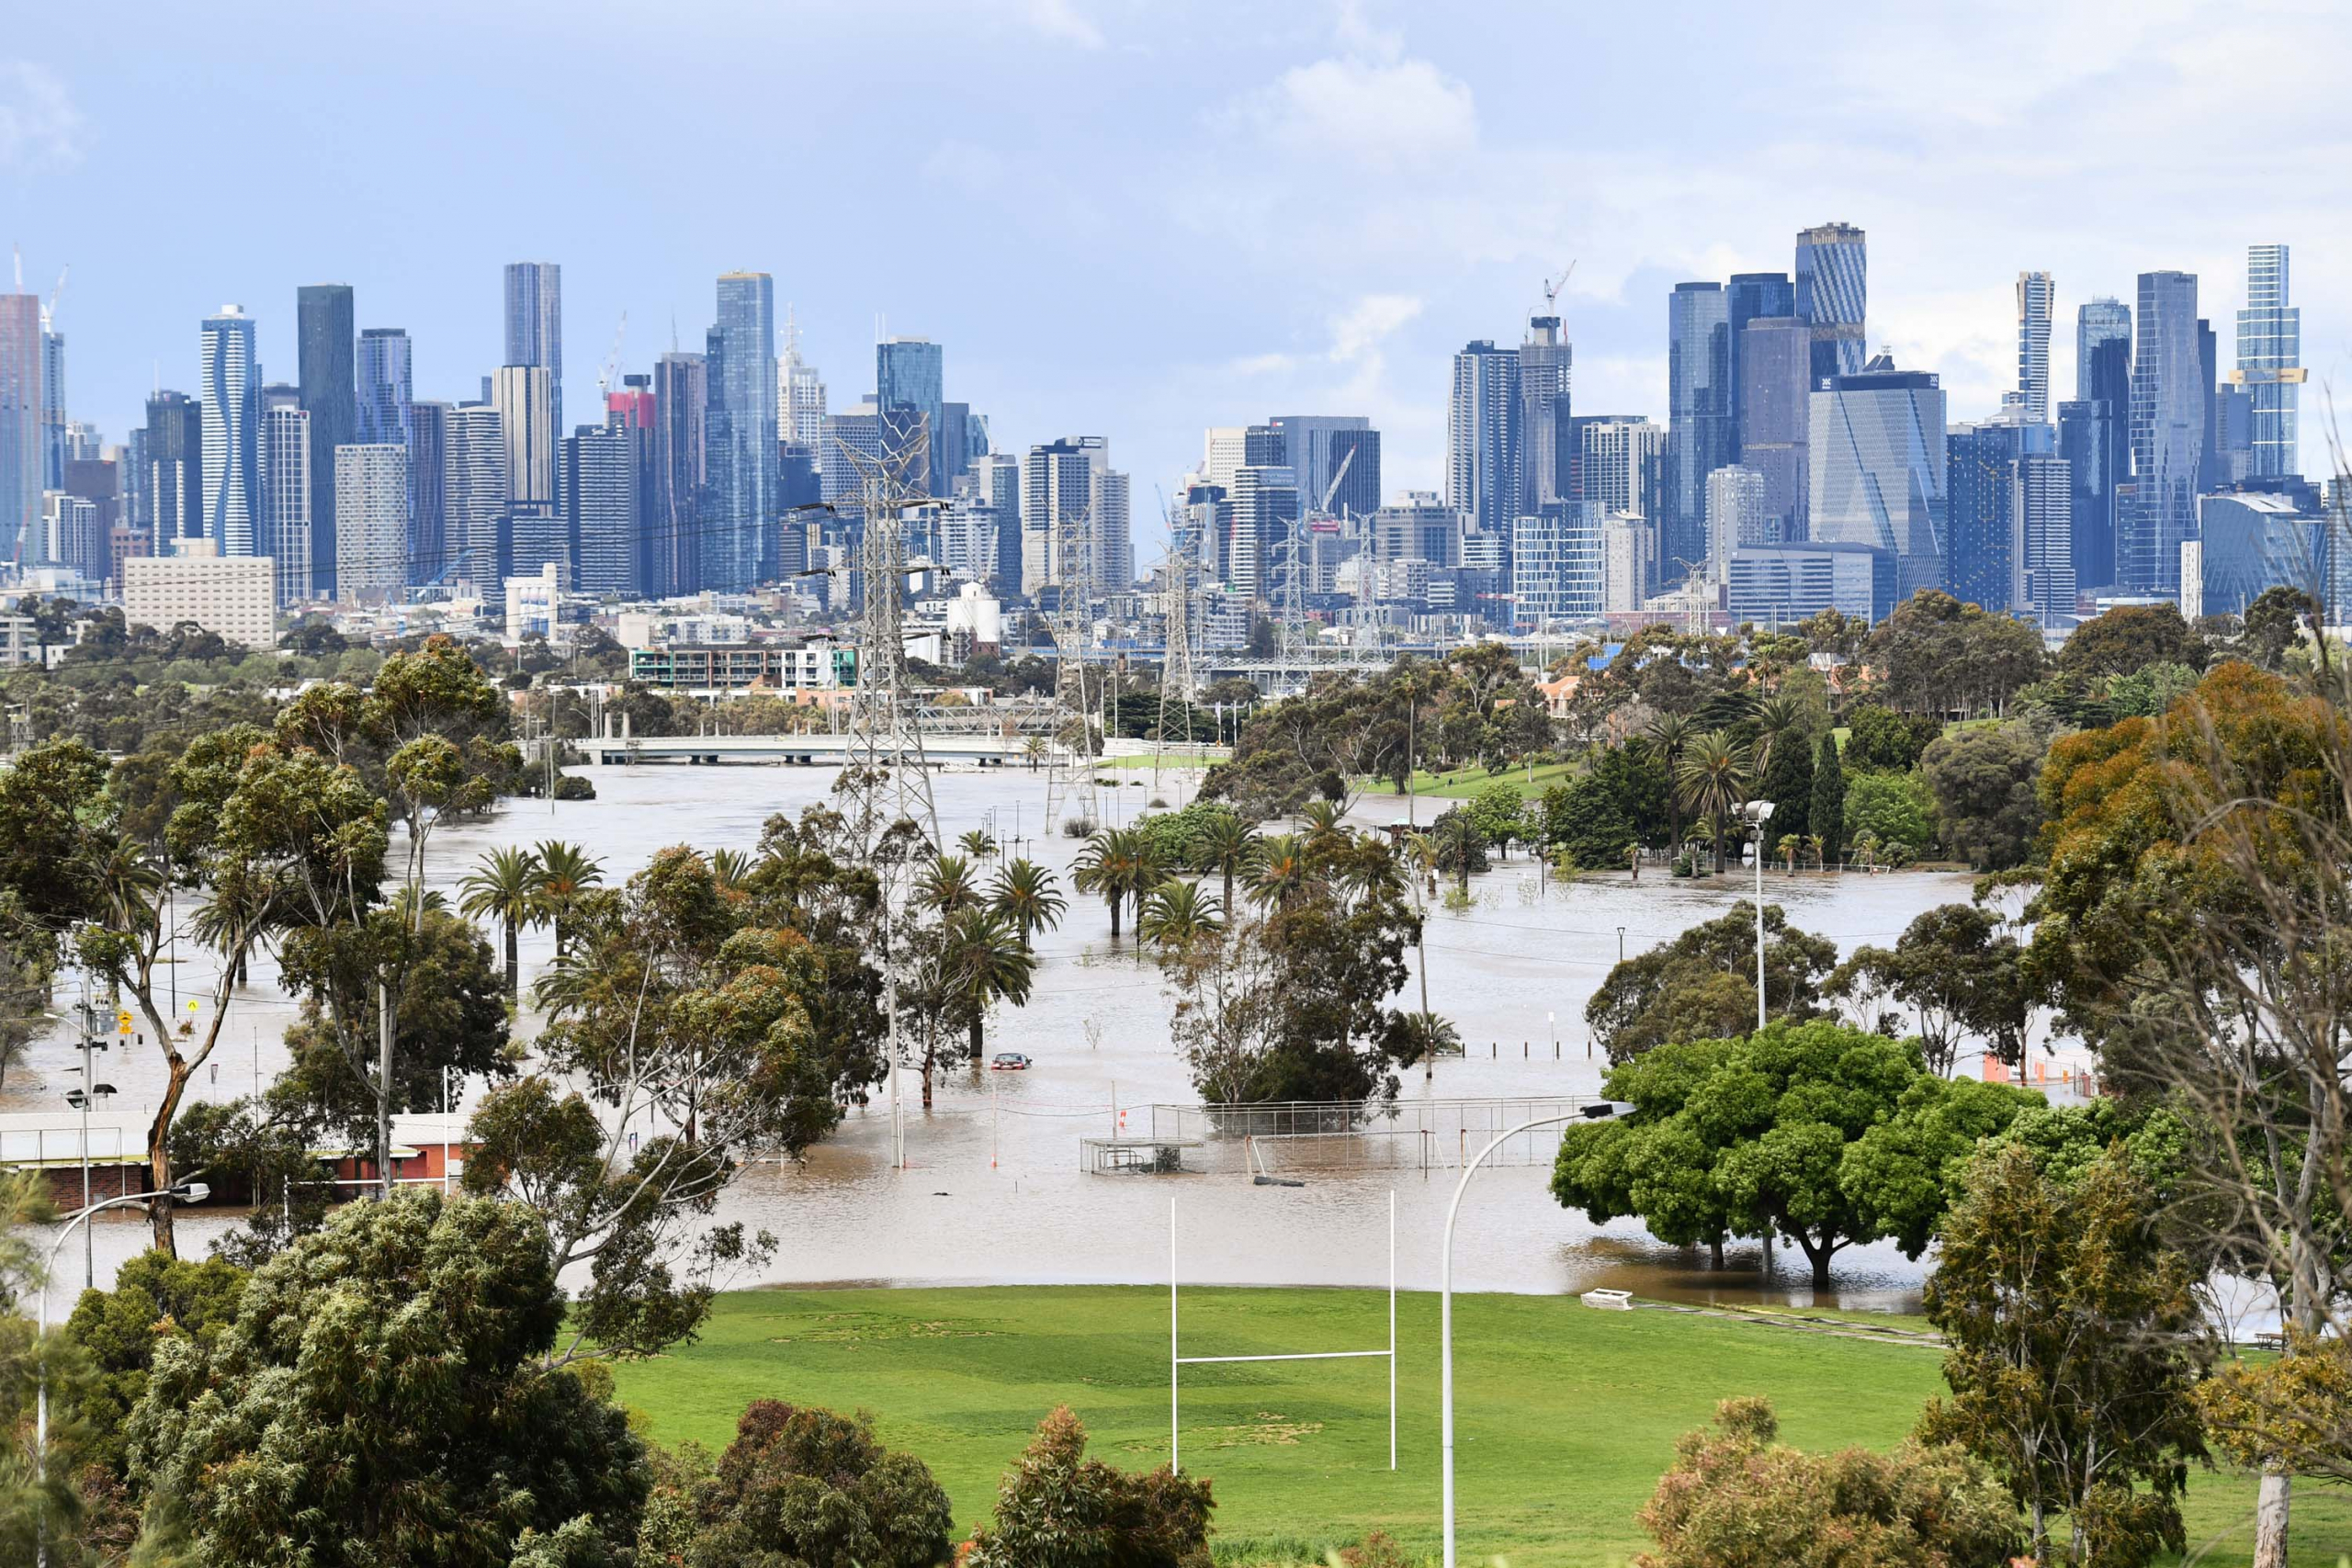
595, 311, 628, 400
1541, 260, 1576, 315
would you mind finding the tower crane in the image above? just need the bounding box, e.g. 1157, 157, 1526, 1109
596, 311, 628, 400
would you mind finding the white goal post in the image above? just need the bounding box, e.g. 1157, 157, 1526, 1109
1168, 1192, 1396, 1474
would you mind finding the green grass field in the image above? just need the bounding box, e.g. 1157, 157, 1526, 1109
611, 1286, 2347, 1565
1368, 762, 1582, 803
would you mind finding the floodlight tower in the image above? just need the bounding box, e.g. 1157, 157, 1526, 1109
833, 409, 946, 854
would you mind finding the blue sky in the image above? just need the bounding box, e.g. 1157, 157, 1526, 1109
6, 0, 2346, 553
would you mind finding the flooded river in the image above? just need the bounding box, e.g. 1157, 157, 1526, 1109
13, 760, 2033, 1316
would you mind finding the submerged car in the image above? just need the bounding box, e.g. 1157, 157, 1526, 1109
989, 1052, 1032, 1071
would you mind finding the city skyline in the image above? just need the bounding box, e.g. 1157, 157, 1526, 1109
2, 1, 2343, 557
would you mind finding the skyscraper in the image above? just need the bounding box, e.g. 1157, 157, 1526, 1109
1704, 463, 1769, 581
1577, 418, 1667, 520
1516, 315, 1572, 510
2016, 272, 2055, 422
140, 391, 204, 547
650, 352, 707, 597
1795, 222, 1867, 383
876, 336, 945, 495
296, 284, 356, 596
408, 401, 448, 586
2123, 271, 2206, 595
1271, 415, 1381, 519
974, 451, 1022, 591
1738, 316, 1812, 542
2077, 299, 2132, 403
703, 272, 777, 592
780, 310, 826, 447
1227, 463, 1298, 606
441, 403, 508, 593
503, 263, 562, 429
490, 365, 557, 510
1023, 436, 1109, 600
1447, 340, 1521, 539
2017, 453, 2075, 626
1947, 418, 2052, 615
199, 306, 263, 556
39, 322, 65, 491
357, 327, 413, 447
1808, 356, 1946, 601
562, 423, 638, 597
334, 444, 408, 604
1668, 282, 1734, 574
0, 294, 40, 567
261, 385, 311, 606
1725, 272, 1794, 452
2235, 243, 2301, 479
2070, 299, 2132, 592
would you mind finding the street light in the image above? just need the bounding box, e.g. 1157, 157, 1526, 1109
1440, 1102, 1631, 1568
1741, 799, 1776, 1033
36, 1182, 209, 1568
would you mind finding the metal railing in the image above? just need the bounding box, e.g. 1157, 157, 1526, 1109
1084, 1096, 1603, 1175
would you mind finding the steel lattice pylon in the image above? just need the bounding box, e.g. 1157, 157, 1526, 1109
1042, 502, 1100, 834
1152, 513, 1197, 791
835, 412, 944, 855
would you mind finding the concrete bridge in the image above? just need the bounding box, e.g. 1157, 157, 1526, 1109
589, 732, 1231, 768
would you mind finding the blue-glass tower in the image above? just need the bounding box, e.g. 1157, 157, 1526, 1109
1668, 282, 1733, 576
876, 337, 945, 495
356, 327, 413, 447
1725, 272, 1794, 453
2124, 271, 2205, 595
702, 272, 778, 592
1795, 222, 1867, 384
2235, 244, 2300, 479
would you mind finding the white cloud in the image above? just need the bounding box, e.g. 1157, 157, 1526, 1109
1228, 53, 1475, 169
0, 62, 81, 171
1227, 352, 1298, 376
1014, 0, 1104, 50
1329, 292, 1421, 364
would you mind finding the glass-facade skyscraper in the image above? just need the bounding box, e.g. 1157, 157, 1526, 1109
703, 272, 777, 592
651, 352, 707, 598
0, 293, 40, 570
1795, 222, 1867, 383
357, 327, 413, 447
1738, 316, 1812, 544
1808, 359, 1946, 602
297, 284, 356, 596
1725, 272, 1794, 452
2124, 270, 2206, 595
199, 305, 263, 557
503, 262, 562, 432
1446, 340, 1521, 541
1668, 282, 1732, 577
2235, 243, 2300, 479
876, 336, 945, 496
2015, 272, 2054, 423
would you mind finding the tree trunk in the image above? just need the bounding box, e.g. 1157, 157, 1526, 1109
2251, 1471, 2290, 1568
920, 1043, 935, 1110
504, 919, 520, 998
968, 1012, 984, 1069
1109, 895, 1122, 943
1709, 1234, 1724, 1269
147, 1057, 190, 1255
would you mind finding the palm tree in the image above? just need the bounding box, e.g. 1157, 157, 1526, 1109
459, 846, 544, 998
1193, 811, 1261, 912
1300, 799, 1347, 840
1803, 833, 1826, 872
938, 908, 1037, 1089
1112, 829, 1170, 950
1431, 810, 1480, 895
989, 858, 1067, 945
534, 840, 605, 954
1073, 827, 1157, 942
915, 852, 983, 915
1023, 736, 1047, 772
1672, 730, 1752, 874
1137, 879, 1224, 951
1644, 713, 1696, 849
709, 847, 753, 894
1396, 1010, 1463, 1076
1249, 833, 1312, 908
957, 829, 997, 860
1778, 832, 1803, 875
1754, 694, 1805, 770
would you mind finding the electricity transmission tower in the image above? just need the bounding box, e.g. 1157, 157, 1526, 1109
835, 410, 946, 854
1154, 518, 1199, 791
1042, 502, 1101, 835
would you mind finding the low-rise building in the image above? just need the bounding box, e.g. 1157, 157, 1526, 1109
122, 553, 276, 649
628, 640, 857, 693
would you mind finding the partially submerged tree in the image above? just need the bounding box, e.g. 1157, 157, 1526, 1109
1585, 905, 1837, 1065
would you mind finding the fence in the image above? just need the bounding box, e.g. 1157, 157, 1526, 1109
1082, 1095, 1607, 1176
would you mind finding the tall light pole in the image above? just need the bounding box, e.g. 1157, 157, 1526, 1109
1441, 1102, 1631, 1568
1741, 800, 1776, 1033
37, 1183, 209, 1567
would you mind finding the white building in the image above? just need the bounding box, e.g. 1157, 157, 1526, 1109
261, 388, 311, 607
1703, 463, 1769, 581
335, 444, 409, 604
944, 580, 1003, 651
505, 563, 562, 642
1602, 512, 1657, 614
490, 365, 557, 511
123, 553, 275, 649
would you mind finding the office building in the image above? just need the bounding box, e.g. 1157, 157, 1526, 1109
933, 400, 975, 509
2124, 271, 2206, 595
2235, 244, 2301, 480
260, 386, 311, 606
408, 400, 448, 587
38, 323, 63, 492
2078, 298, 2132, 403
140, 390, 204, 547
1022, 437, 1101, 598
43, 492, 102, 582
442, 403, 508, 594
1738, 316, 1811, 542
2196, 490, 2322, 617
820, 406, 881, 509
490, 364, 557, 512
123, 553, 276, 648
2016, 272, 2055, 422
1517, 315, 1573, 511
1370, 492, 1460, 567
1094, 468, 1133, 591
604, 375, 659, 593
1272, 415, 1382, 518
650, 352, 706, 597
199, 306, 263, 557
2055, 401, 2115, 599
1447, 340, 1521, 538
1726, 541, 1894, 626
1947, 420, 2041, 615
876, 336, 944, 494
0, 294, 42, 566
562, 423, 638, 597
356, 327, 413, 447
971, 451, 1021, 591
2017, 453, 2074, 626
505, 563, 562, 642
1667, 282, 1733, 575
1511, 502, 1603, 626
780, 311, 825, 447
1726, 273, 1795, 453
297, 284, 356, 597
503, 263, 562, 428
334, 445, 408, 603
1795, 221, 1868, 382
1809, 356, 1948, 601
1704, 463, 1769, 581
703, 272, 777, 592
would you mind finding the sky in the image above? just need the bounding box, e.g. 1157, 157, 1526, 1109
6, 0, 2348, 557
